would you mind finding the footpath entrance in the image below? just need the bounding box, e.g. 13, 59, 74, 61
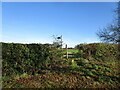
63, 45, 79, 62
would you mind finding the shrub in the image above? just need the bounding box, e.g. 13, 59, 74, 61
95, 43, 119, 61
2, 43, 63, 76
76, 43, 119, 61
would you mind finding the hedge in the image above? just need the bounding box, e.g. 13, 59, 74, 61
77, 43, 119, 61
2, 43, 62, 76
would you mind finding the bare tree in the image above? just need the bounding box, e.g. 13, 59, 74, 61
97, 2, 120, 44
97, 25, 120, 43
52, 35, 63, 49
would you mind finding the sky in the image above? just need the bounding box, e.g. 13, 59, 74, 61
2, 2, 117, 47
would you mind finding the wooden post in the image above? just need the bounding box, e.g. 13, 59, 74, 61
60, 35, 63, 59
61, 35, 62, 49
66, 44, 68, 59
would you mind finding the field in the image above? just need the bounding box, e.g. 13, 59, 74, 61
2, 43, 120, 88
2, 57, 120, 88
67, 49, 79, 53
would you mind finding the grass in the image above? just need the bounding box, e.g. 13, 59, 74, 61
2, 59, 120, 88
63, 49, 80, 59
2, 49, 120, 88
63, 49, 79, 54
2, 43, 119, 88
67, 49, 79, 53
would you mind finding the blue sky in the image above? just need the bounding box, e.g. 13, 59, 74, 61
2, 2, 117, 47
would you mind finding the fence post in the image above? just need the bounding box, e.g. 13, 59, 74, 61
66, 44, 68, 59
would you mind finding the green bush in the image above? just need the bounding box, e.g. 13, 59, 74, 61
76, 43, 119, 61
95, 43, 119, 61
2, 43, 63, 76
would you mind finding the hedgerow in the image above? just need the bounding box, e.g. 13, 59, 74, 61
76, 43, 119, 61
2, 43, 62, 76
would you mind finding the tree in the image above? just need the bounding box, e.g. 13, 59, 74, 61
52, 35, 63, 49
97, 2, 120, 44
